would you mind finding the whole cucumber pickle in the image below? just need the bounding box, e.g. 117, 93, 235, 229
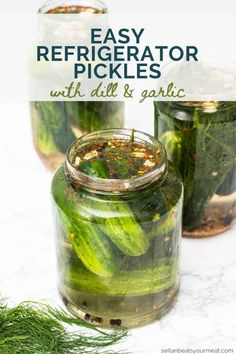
52, 168, 119, 277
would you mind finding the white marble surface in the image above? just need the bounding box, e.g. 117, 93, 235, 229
0, 102, 236, 353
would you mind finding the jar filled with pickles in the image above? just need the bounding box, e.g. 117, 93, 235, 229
30, 0, 124, 171
154, 101, 236, 237
52, 129, 183, 328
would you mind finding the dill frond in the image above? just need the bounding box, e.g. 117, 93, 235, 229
0, 297, 130, 354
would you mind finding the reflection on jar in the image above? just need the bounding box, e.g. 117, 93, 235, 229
154, 101, 236, 238
52, 129, 183, 328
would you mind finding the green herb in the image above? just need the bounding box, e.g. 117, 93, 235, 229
0, 297, 129, 354
130, 129, 135, 143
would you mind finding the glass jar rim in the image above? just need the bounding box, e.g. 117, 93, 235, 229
39, 0, 107, 14
156, 101, 236, 114
168, 101, 224, 109
65, 129, 168, 193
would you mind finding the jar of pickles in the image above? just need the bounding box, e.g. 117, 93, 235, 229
154, 101, 236, 237
52, 129, 183, 328
30, 0, 124, 171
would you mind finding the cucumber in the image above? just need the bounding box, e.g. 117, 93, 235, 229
60, 252, 177, 296
146, 208, 179, 239
160, 131, 182, 167
53, 166, 148, 259
77, 160, 149, 256
96, 202, 148, 256
57, 208, 118, 278
39, 102, 77, 154
52, 167, 92, 221
125, 166, 182, 247
31, 103, 58, 155
78, 161, 99, 177
73, 102, 124, 132
52, 168, 119, 277
79, 159, 109, 178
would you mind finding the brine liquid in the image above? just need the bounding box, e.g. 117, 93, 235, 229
72, 138, 162, 179
57, 239, 179, 329
183, 192, 236, 238
60, 285, 179, 329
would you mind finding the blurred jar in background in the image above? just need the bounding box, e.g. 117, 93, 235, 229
30, 0, 124, 171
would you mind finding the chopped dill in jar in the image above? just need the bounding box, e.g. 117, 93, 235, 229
72, 138, 162, 179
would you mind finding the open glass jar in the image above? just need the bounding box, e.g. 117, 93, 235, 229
154, 101, 236, 238
30, 0, 124, 172
52, 129, 183, 328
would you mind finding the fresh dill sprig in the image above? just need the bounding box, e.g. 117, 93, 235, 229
0, 297, 130, 354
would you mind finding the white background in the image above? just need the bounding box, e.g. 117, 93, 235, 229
0, 1, 236, 353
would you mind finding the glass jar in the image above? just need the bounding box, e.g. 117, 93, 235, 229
30, 0, 124, 172
52, 129, 183, 328
154, 101, 236, 238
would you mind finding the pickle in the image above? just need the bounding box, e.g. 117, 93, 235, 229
79, 159, 110, 178
52, 167, 148, 273
96, 201, 149, 256
60, 252, 177, 296
33, 102, 77, 155
40, 102, 77, 154
78, 158, 149, 256
57, 208, 118, 278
